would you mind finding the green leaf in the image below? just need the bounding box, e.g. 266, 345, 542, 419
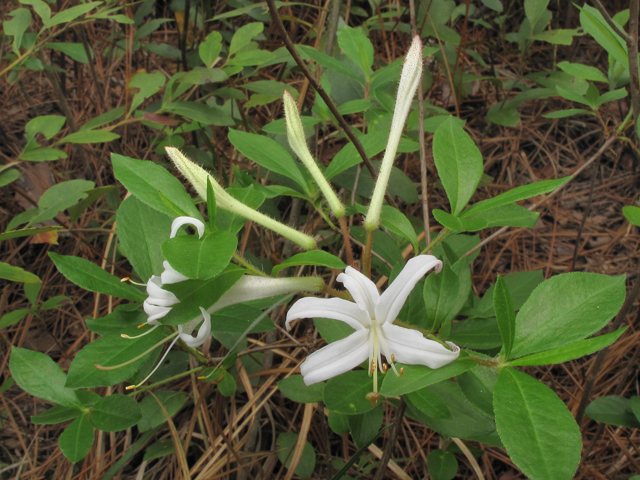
128, 72, 165, 115
457, 365, 498, 418
324, 370, 376, 415
476, 270, 544, 317
480, 0, 503, 12
163, 101, 234, 126
586, 395, 640, 428
20, 147, 68, 161
579, 5, 628, 67
426, 449, 458, 480
432, 209, 463, 232
44, 2, 102, 28
531, 29, 578, 45
276, 432, 316, 479
0, 168, 20, 187
507, 328, 626, 366
406, 386, 452, 419
337, 25, 373, 81
117, 196, 171, 281
178, 67, 227, 86
111, 153, 202, 220
226, 49, 276, 67
162, 231, 237, 280
448, 318, 503, 349
199, 31, 222, 66
59, 415, 95, 463
271, 251, 346, 277
206, 177, 217, 231
228, 129, 309, 193
0, 262, 40, 283
49, 253, 146, 302
0, 308, 31, 329
28, 179, 94, 226
494, 369, 580, 480
218, 370, 236, 396
161, 266, 245, 325
462, 177, 569, 217
433, 116, 484, 215
20, 0, 51, 22
596, 87, 628, 107
32, 404, 82, 425
143, 439, 175, 461
25, 115, 66, 141
138, 390, 188, 431
296, 44, 362, 82
543, 108, 593, 118
65, 326, 165, 388
380, 358, 476, 397
461, 203, 539, 231
229, 22, 263, 56
10, 346, 80, 407
348, 405, 383, 449
4, 8, 31, 55
555, 86, 591, 107
424, 261, 471, 332
277, 375, 324, 403
40, 295, 70, 311
89, 394, 142, 432
494, 275, 516, 359
80, 106, 125, 131
511, 273, 626, 358
380, 205, 419, 252
557, 61, 608, 83
59, 129, 119, 144
47, 42, 91, 63
623, 205, 640, 227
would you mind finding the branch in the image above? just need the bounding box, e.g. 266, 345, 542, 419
589, 0, 631, 42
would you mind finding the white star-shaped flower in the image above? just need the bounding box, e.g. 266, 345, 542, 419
286, 255, 460, 386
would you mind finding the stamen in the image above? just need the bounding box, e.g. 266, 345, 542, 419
121, 277, 146, 286
121, 325, 159, 339
400, 367, 404, 376
95, 331, 178, 370
370, 358, 376, 375
365, 391, 380, 407
391, 353, 395, 362
138, 323, 148, 329
382, 363, 388, 373
125, 335, 180, 390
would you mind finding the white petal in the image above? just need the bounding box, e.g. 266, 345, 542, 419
146, 278, 179, 307
143, 301, 171, 322
286, 297, 370, 331
161, 261, 189, 284
381, 323, 459, 369
376, 255, 442, 323
300, 330, 370, 385
170, 216, 205, 239
337, 267, 380, 315
178, 307, 211, 347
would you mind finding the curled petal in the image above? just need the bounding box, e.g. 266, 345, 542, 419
376, 255, 442, 324
300, 330, 370, 385
143, 301, 172, 323
178, 307, 211, 347
286, 297, 370, 331
381, 323, 459, 369
170, 216, 205, 239
146, 276, 179, 307
337, 267, 380, 315
160, 261, 189, 285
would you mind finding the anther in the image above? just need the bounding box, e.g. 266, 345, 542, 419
399, 367, 404, 376
125, 385, 136, 390
138, 323, 147, 328
391, 353, 395, 362
365, 392, 380, 407
382, 363, 388, 373
121, 277, 130, 282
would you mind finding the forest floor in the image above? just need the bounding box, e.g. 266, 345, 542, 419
1, 1, 639, 479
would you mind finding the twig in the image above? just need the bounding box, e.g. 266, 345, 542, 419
575, 263, 640, 425
589, 0, 631, 42
409, 0, 431, 249
627, 0, 640, 141
372, 398, 406, 480
568, 160, 599, 272
324, 0, 342, 55
265, 0, 398, 209
465, 134, 619, 257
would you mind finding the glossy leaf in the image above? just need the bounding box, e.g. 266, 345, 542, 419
278, 375, 324, 403
337, 25, 374, 80
162, 231, 237, 280
380, 358, 476, 397
348, 405, 383, 448
494, 369, 581, 480
324, 370, 377, 415
406, 386, 452, 419
427, 449, 458, 480
32, 404, 82, 425
494, 275, 516, 359
271, 251, 345, 277
276, 432, 316, 479
44, 1, 101, 28
0, 262, 40, 283
585, 395, 640, 428
138, 390, 188, 431
199, 31, 222, 66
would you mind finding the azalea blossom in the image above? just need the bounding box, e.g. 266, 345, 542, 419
286, 255, 460, 387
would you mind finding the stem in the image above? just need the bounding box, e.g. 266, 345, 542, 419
419, 227, 450, 255
372, 398, 406, 480
232, 252, 269, 277
338, 216, 355, 267
363, 230, 374, 278
264, 0, 397, 209
626, 0, 640, 142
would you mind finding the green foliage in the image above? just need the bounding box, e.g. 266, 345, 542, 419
276, 432, 316, 479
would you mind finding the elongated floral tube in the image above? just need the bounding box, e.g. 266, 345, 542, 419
364, 36, 423, 231
208, 275, 324, 314
283, 91, 345, 217
165, 147, 316, 250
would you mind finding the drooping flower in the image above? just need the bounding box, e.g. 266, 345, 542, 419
286, 255, 460, 387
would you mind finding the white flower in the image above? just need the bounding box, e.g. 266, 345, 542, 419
143, 216, 205, 325
286, 255, 460, 386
